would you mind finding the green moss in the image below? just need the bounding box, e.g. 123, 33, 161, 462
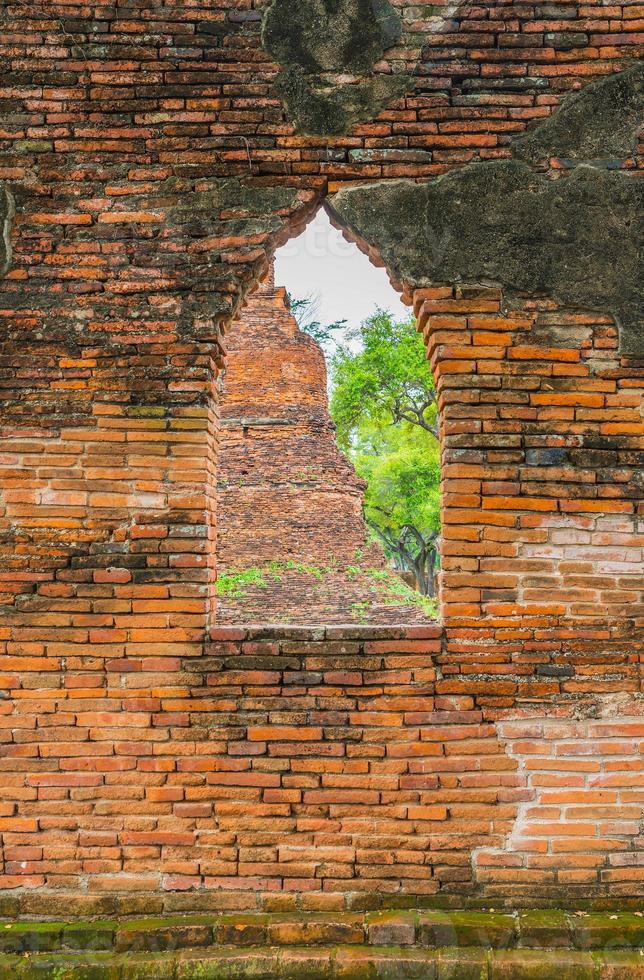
572, 912, 644, 949
334, 946, 437, 979
4, 912, 644, 980
518, 910, 570, 948
62, 922, 115, 951
489, 949, 594, 979
418, 911, 516, 949
13, 952, 120, 979
0, 921, 62, 954
176, 948, 279, 978
2, 922, 61, 933
117, 916, 195, 932
5, 947, 644, 980
436, 947, 487, 980
119, 952, 177, 979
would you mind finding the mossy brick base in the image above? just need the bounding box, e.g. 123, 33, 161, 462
2, 910, 644, 957
3, 945, 644, 978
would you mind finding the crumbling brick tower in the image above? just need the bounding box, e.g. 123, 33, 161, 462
0, 0, 642, 917
217, 268, 369, 575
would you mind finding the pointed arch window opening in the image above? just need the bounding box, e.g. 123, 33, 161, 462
214, 205, 442, 626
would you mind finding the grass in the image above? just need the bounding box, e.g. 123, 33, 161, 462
365, 567, 439, 617
215, 567, 275, 598
217, 559, 331, 597
217, 560, 439, 618
349, 599, 371, 625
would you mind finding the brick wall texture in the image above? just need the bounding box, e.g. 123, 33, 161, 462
0, 0, 642, 912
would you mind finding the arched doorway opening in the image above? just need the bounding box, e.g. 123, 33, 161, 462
214, 206, 442, 625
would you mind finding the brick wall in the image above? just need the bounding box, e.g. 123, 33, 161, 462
0, 0, 642, 911
2, 623, 641, 915
478, 715, 644, 896
414, 286, 643, 629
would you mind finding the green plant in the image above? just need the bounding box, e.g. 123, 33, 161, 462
284, 559, 324, 580
216, 567, 272, 597
350, 599, 371, 625
331, 308, 438, 445
369, 567, 439, 617
216, 560, 439, 619
217, 560, 329, 598
329, 310, 441, 598
51, 968, 74, 980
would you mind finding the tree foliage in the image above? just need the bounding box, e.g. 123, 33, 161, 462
329, 311, 441, 597
330, 309, 438, 445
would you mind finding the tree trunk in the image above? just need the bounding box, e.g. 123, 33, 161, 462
398, 526, 439, 598
368, 521, 439, 599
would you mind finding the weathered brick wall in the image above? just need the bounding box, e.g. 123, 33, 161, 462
414, 286, 643, 628
1, 623, 640, 916
0, 0, 642, 911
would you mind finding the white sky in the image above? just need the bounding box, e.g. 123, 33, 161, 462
274, 208, 409, 339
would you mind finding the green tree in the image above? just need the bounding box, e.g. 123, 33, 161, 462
330, 311, 440, 597
331, 308, 438, 446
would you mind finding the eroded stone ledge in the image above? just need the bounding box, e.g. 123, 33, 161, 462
3, 910, 644, 952
3, 946, 644, 978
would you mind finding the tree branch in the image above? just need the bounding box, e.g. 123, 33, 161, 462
391, 393, 439, 440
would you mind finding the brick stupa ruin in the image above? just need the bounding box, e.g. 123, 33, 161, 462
215, 269, 429, 624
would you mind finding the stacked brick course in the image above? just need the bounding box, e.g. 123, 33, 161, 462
1, 624, 641, 913
414, 287, 643, 628
0, 0, 642, 912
